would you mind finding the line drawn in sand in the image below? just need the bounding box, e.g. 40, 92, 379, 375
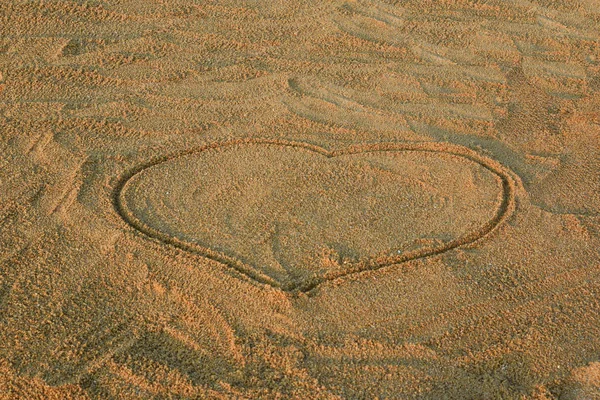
115, 139, 517, 293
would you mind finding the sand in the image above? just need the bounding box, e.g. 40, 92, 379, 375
0, 0, 599, 398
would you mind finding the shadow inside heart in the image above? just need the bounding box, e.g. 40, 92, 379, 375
117, 140, 514, 292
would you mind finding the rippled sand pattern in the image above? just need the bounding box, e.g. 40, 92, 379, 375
1, 0, 599, 398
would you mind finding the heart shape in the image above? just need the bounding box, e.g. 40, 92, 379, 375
117, 140, 514, 292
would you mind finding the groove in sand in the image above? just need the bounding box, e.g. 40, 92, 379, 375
115, 138, 516, 293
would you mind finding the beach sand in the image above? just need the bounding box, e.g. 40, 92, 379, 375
1, 0, 599, 398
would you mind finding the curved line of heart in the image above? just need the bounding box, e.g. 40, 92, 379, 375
115, 139, 517, 293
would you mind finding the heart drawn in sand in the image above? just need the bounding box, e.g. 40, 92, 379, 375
117, 140, 514, 292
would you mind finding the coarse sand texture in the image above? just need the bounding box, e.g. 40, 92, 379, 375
1, 0, 600, 399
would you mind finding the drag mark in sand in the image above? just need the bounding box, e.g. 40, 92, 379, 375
115, 139, 516, 293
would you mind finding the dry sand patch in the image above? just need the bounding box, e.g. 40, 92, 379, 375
1, 0, 599, 397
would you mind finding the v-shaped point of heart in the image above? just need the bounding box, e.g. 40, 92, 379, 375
116, 139, 515, 292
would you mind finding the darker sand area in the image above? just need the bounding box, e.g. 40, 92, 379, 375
1, 0, 600, 398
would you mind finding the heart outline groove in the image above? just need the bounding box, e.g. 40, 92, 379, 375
115, 139, 517, 293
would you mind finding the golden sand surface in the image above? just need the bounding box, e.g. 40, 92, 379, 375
1, 0, 599, 398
